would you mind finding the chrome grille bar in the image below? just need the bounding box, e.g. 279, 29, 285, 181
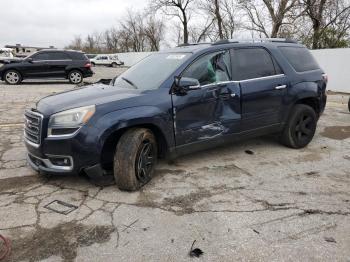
24, 110, 43, 146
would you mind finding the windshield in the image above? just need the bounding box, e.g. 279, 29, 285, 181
113, 53, 190, 90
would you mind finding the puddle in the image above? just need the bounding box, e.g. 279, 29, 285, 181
320, 126, 350, 140
7, 222, 115, 262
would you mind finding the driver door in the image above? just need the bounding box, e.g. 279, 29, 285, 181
22, 52, 50, 78
172, 50, 241, 146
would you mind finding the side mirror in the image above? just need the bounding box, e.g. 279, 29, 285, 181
174, 77, 200, 91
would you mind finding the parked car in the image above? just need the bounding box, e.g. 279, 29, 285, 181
90, 54, 124, 67
0, 49, 93, 85
24, 39, 327, 191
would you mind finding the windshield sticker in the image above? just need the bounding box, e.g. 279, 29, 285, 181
166, 54, 186, 60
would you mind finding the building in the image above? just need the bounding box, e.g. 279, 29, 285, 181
4, 44, 55, 57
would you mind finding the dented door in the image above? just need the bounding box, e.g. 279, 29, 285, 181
172, 81, 241, 146
172, 50, 242, 146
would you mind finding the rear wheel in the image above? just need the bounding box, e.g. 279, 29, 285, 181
4, 70, 22, 85
113, 128, 157, 191
111, 62, 118, 68
280, 104, 317, 148
91, 62, 95, 67
68, 70, 83, 84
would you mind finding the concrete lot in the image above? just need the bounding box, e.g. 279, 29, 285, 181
0, 67, 349, 262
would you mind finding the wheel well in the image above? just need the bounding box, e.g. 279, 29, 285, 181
100, 124, 169, 170
295, 97, 320, 115
66, 68, 83, 79
2, 69, 21, 80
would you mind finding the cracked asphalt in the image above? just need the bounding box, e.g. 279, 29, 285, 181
0, 67, 349, 262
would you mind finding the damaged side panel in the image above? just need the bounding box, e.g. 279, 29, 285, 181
173, 82, 241, 145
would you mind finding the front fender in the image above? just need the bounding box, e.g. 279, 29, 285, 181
95, 106, 175, 151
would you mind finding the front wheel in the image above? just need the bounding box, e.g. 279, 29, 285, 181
280, 104, 317, 149
68, 70, 83, 84
111, 62, 118, 68
114, 128, 157, 191
4, 70, 22, 85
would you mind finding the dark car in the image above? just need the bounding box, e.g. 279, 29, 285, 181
24, 39, 327, 191
0, 49, 93, 85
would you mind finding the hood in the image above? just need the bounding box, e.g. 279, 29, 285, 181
36, 83, 142, 115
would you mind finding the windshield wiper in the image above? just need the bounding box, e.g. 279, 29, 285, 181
121, 77, 138, 89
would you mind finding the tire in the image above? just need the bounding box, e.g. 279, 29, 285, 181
111, 62, 118, 68
280, 104, 317, 149
348, 97, 350, 112
114, 128, 157, 191
91, 62, 95, 67
68, 70, 83, 84
4, 70, 22, 85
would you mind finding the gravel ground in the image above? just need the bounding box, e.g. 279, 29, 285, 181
0, 67, 349, 262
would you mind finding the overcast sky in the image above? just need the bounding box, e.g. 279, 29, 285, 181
0, 0, 147, 48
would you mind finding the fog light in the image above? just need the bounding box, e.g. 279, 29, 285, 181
49, 156, 72, 167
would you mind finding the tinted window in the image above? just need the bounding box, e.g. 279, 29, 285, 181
67, 52, 87, 60
183, 50, 231, 86
113, 53, 190, 90
47, 52, 70, 60
279, 46, 319, 72
231, 48, 276, 80
32, 53, 49, 61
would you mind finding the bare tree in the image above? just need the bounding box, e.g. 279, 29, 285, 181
239, 0, 300, 37
67, 35, 83, 51
221, 0, 239, 39
189, 17, 216, 42
151, 0, 195, 44
302, 0, 350, 48
144, 17, 165, 51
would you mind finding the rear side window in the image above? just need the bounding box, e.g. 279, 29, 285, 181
231, 48, 277, 81
47, 52, 70, 60
67, 52, 88, 60
279, 47, 319, 72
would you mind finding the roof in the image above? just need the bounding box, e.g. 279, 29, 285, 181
161, 38, 303, 54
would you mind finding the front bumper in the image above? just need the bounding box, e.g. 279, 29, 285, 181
27, 152, 74, 175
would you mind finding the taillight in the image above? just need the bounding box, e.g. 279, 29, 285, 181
322, 73, 328, 83
84, 62, 91, 68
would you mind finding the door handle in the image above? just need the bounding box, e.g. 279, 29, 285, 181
275, 85, 287, 90
218, 92, 236, 98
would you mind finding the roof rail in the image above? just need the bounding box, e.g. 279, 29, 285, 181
212, 38, 298, 45
177, 42, 211, 47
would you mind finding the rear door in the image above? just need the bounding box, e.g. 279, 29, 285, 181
172, 50, 241, 146
231, 47, 288, 130
46, 52, 72, 77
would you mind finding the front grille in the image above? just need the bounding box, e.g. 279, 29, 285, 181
24, 110, 43, 146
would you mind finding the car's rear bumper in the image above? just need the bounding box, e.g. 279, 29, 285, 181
82, 69, 94, 78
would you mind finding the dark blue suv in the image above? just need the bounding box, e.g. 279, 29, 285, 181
24, 39, 327, 191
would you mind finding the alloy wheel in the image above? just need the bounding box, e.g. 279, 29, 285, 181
70, 72, 82, 84
5, 71, 20, 84
294, 113, 314, 143
135, 140, 155, 184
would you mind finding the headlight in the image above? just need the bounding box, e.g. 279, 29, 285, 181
48, 105, 95, 137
